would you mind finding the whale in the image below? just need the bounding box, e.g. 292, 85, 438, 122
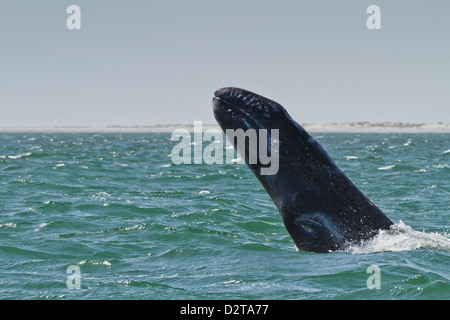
212, 87, 394, 253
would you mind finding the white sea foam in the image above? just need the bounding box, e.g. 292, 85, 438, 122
7, 152, 32, 159
0, 222, 17, 229
347, 221, 450, 254
378, 165, 396, 171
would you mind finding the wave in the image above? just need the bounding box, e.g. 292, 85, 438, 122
3, 152, 32, 159
347, 221, 450, 254
0, 151, 49, 160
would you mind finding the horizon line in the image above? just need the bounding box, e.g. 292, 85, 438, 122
1, 122, 449, 133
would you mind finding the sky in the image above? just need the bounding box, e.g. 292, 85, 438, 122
0, 0, 449, 127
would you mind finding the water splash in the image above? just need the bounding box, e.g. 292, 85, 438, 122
347, 221, 450, 254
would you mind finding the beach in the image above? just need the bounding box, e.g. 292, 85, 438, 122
1, 122, 450, 133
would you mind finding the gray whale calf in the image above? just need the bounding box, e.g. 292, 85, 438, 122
213, 87, 393, 253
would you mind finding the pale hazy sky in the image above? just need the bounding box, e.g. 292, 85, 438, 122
1, 1, 449, 127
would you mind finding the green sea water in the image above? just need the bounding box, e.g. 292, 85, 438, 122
0, 132, 449, 300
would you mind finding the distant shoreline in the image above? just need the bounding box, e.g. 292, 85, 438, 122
1, 122, 450, 133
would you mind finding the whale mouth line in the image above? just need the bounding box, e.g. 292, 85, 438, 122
213, 91, 253, 114
213, 95, 265, 132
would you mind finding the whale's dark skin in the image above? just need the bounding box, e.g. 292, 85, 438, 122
212, 87, 393, 253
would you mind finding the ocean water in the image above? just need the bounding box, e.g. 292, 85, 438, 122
0, 132, 449, 300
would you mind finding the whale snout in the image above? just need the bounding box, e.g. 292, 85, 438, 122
213, 87, 285, 119
214, 87, 254, 105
